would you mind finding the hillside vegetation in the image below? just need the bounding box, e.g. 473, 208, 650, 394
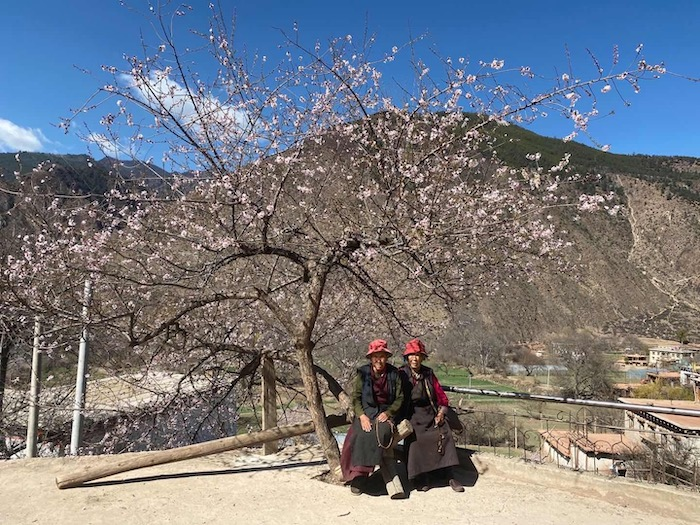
2, 119, 700, 343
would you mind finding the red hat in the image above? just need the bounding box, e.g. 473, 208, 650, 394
366, 339, 392, 357
403, 338, 427, 357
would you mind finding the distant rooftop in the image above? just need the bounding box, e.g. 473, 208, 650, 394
619, 397, 700, 432
540, 429, 642, 458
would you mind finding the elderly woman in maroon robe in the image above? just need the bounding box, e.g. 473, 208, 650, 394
340, 339, 405, 497
399, 338, 464, 492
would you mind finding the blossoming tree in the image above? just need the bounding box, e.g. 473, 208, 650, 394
3, 4, 672, 475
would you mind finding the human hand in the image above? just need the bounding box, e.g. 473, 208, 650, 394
376, 411, 389, 423
434, 411, 445, 427
360, 414, 372, 432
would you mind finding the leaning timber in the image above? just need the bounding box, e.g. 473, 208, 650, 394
56, 414, 348, 489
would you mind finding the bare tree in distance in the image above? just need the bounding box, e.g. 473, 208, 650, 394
548, 329, 615, 399
617, 333, 648, 354
437, 310, 508, 373
510, 345, 545, 376
2, 2, 683, 478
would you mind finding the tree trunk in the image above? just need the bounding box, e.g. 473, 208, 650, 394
296, 342, 343, 480
313, 364, 353, 418
258, 265, 344, 480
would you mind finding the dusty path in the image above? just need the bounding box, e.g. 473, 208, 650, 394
1, 445, 698, 525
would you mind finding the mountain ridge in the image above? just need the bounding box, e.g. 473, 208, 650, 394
2, 124, 700, 343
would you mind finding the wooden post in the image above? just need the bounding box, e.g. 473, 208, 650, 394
261, 353, 277, 455
26, 318, 42, 458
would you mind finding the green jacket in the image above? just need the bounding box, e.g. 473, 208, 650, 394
351, 363, 404, 421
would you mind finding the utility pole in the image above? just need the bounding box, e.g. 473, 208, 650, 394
70, 280, 92, 455
26, 318, 42, 458
261, 352, 277, 455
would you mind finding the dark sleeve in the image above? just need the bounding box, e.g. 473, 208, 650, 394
397, 369, 412, 419
385, 372, 405, 418
352, 372, 365, 417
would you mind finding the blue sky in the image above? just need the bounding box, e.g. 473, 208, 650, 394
1, 0, 699, 163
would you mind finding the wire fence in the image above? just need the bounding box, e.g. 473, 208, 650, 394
448, 403, 700, 492
1, 371, 238, 458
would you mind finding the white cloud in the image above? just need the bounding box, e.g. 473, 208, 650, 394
0, 118, 46, 152
119, 71, 249, 139
86, 132, 126, 158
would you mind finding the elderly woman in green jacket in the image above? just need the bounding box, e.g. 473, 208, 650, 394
340, 339, 405, 497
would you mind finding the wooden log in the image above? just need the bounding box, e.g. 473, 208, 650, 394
56, 414, 348, 489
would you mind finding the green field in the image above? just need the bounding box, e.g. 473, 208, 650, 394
433, 365, 516, 405
430, 365, 626, 450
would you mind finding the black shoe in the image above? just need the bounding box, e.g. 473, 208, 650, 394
350, 478, 363, 495
449, 478, 465, 493
413, 474, 431, 492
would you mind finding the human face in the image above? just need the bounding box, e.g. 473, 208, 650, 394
406, 353, 423, 371
370, 352, 389, 374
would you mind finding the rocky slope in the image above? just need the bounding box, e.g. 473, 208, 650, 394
469, 171, 700, 342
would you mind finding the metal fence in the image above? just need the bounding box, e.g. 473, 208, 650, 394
444, 386, 700, 492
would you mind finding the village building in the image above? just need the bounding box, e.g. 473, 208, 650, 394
647, 345, 698, 367
645, 371, 681, 386
622, 353, 648, 366
612, 382, 640, 397
539, 429, 642, 474
680, 365, 700, 402
619, 397, 700, 455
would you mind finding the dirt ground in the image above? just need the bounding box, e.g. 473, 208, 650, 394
1, 445, 698, 525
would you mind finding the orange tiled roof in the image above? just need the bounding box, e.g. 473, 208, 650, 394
540, 430, 571, 458
540, 430, 641, 457
647, 372, 681, 379
619, 397, 700, 431
572, 433, 642, 455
